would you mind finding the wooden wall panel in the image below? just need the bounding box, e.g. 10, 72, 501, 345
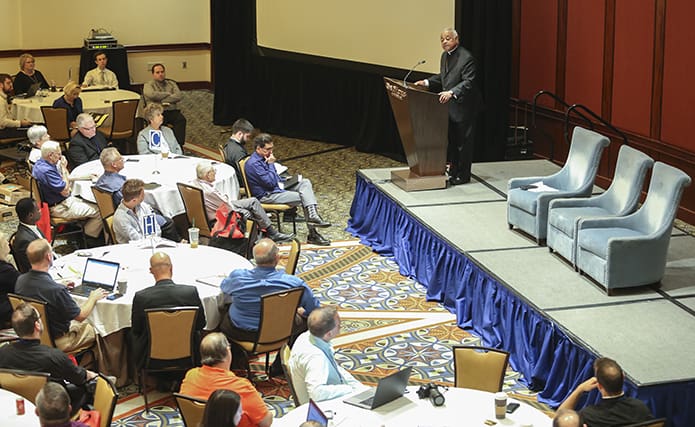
660, 0, 695, 151
611, 0, 655, 136
564, 0, 605, 114
518, 0, 557, 106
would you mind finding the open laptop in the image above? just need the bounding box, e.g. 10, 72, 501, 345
14, 82, 41, 99
70, 258, 120, 297
306, 399, 329, 424
344, 366, 412, 410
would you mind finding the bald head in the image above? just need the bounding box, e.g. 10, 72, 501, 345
253, 238, 279, 267
149, 252, 173, 281
553, 409, 584, 427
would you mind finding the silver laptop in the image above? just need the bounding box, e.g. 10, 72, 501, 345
344, 366, 412, 410
71, 258, 120, 297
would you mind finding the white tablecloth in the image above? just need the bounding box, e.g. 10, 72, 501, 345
69, 154, 239, 217
11, 89, 141, 127
50, 243, 252, 336
0, 388, 39, 427
274, 386, 552, 427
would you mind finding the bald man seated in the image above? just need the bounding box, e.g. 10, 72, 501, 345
130, 252, 206, 371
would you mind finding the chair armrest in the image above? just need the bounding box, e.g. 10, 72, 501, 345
577, 216, 629, 231
508, 176, 545, 190
549, 197, 598, 209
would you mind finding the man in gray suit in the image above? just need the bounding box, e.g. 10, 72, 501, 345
416, 27, 482, 186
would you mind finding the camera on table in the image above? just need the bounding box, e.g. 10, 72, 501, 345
416, 383, 445, 406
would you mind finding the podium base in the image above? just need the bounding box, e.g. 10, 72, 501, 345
391, 169, 447, 192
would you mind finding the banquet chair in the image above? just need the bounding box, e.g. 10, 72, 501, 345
176, 183, 213, 239
228, 287, 304, 378
547, 145, 654, 266
140, 306, 200, 412
174, 393, 208, 427
285, 238, 301, 275
7, 293, 96, 367
30, 177, 87, 248
93, 373, 118, 427
0, 368, 50, 403
576, 162, 692, 294
98, 99, 139, 154
625, 418, 666, 427
452, 345, 509, 393
507, 126, 609, 244
279, 343, 301, 406
40, 106, 71, 144
103, 215, 116, 244
91, 187, 117, 243
239, 156, 297, 234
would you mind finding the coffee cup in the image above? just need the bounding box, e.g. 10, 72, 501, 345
117, 279, 128, 295
494, 392, 507, 419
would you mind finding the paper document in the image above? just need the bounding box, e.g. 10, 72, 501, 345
528, 181, 559, 192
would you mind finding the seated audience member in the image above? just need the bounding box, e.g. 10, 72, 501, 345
81, 51, 118, 88
68, 113, 108, 168
51, 81, 83, 131
0, 303, 99, 413
558, 357, 653, 427
245, 133, 331, 246
201, 389, 243, 427
289, 306, 363, 404
223, 118, 254, 178
27, 125, 51, 164
130, 252, 206, 370
179, 332, 272, 427
0, 73, 32, 139
142, 63, 186, 146
0, 233, 19, 324
35, 382, 86, 427
15, 239, 104, 356
220, 238, 319, 372
553, 409, 586, 427
113, 179, 180, 243
137, 103, 183, 155
32, 141, 103, 240
94, 147, 126, 206
13, 53, 50, 95
13, 198, 46, 273
192, 161, 294, 243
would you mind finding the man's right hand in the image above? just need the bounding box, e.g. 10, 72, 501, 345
577, 376, 599, 393
266, 153, 276, 164
414, 80, 427, 87
88, 288, 108, 302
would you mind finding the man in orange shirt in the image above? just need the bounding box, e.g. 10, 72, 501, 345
179, 333, 272, 427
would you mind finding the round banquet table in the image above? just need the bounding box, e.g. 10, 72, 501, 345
11, 89, 141, 127
274, 386, 552, 427
69, 154, 239, 218
50, 243, 252, 336
0, 388, 40, 426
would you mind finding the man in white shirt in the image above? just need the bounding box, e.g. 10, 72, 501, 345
0, 73, 31, 139
113, 178, 179, 244
81, 51, 118, 88
289, 306, 364, 404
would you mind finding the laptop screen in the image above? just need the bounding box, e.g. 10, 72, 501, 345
81, 258, 120, 291
306, 399, 329, 424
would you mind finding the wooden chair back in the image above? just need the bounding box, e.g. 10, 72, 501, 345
174, 393, 208, 427
453, 345, 509, 392
40, 106, 70, 142
91, 186, 116, 219
285, 238, 301, 275
8, 293, 54, 347
93, 373, 118, 427
176, 183, 212, 238
0, 368, 50, 403
280, 343, 301, 406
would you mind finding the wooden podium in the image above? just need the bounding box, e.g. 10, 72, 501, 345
384, 77, 448, 191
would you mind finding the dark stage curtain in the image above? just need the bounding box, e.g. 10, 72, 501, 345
211, 0, 511, 162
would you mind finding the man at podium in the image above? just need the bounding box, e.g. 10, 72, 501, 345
415, 27, 481, 186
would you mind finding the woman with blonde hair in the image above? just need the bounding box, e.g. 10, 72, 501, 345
13, 53, 49, 95
52, 81, 83, 130
137, 103, 183, 155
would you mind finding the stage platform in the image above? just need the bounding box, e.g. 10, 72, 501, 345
347, 160, 695, 426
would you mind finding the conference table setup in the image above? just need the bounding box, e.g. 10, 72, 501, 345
11, 88, 141, 127
48, 243, 252, 384
276, 386, 551, 427
69, 154, 240, 218
0, 388, 39, 426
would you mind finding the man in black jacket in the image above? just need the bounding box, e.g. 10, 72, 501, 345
68, 113, 108, 168
12, 197, 45, 273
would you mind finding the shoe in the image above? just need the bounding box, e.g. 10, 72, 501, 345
305, 205, 331, 228
268, 358, 285, 378
449, 176, 470, 186
266, 226, 295, 243
307, 229, 330, 246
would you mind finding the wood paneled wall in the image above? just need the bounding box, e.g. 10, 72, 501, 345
511, 0, 695, 223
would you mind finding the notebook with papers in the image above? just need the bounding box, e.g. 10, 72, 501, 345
70, 258, 120, 297
343, 366, 412, 410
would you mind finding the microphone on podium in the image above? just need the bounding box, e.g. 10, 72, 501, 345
403, 59, 426, 87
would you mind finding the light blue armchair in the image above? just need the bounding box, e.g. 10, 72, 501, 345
547, 145, 654, 266
507, 126, 610, 244
576, 162, 692, 294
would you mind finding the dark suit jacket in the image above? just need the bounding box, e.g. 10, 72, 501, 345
68, 131, 108, 168
427, 46, 482, 123
130, 279, 206, 368
12, 223, 44, 274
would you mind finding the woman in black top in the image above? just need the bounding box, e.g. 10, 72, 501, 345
14, 53, 49, 95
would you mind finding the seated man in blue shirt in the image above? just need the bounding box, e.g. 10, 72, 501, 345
32, 140, 102, 240
244, 133, 331, 246
220, 238, 320, 372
